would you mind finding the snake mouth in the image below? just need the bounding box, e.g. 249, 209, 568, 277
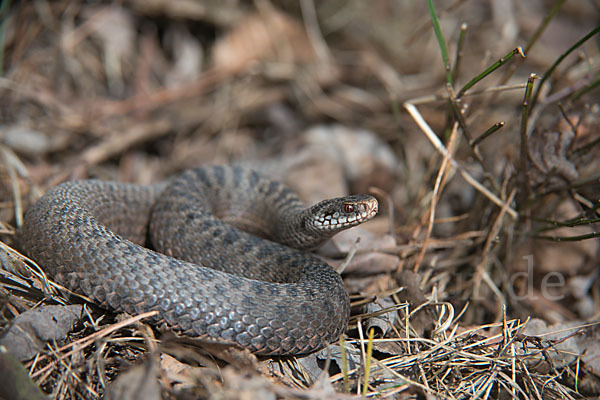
315, 196, 378, 231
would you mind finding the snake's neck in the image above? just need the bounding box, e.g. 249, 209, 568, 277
278, 209, 334, 251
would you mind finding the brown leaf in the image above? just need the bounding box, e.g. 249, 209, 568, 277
0, 351, 46, 400
363, 297, 399, 338
528, 129, 578, 188
108, 357, 160, 400
320, 228, 399, 275
522, 319, 600, 375
0, 305, 83, 361
302, 125, 399, 195
395, 271, 436, 337
160, 353, 202, 390
321, 228, 396, 257
212, 9, 316, 74
529, 201, 598, 275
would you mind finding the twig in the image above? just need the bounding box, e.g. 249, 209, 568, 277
413, 122, 459, 272
404, 101, 518, 219
30, 311, 159, 379
299, 0, 331, 64
518, 74, 536, 205
336, 237, 360, 274
80, 118, 172, 166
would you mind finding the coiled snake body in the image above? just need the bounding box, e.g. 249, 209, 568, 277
18, 166, 378, 355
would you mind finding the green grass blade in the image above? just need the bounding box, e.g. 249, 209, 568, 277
451, 23, 467, 84
471, 122, 505, 147
457, 47, 525, 98
525, 0, 566, 53
530, 24, 600, 110
339, 335, 350, 393
427, 0, 452, 86
361, 328, 375, 397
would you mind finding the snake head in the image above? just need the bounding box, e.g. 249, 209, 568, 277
277, 194, 379, 250
310, 194, 378, 233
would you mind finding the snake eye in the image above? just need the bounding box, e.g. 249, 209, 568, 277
343, 203, 354, 213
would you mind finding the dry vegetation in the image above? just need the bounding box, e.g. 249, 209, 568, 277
0, 0, 599, 399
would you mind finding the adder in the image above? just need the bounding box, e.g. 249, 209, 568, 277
18, 165, 378, 355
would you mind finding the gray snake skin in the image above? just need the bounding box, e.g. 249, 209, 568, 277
18, 166, 378, 355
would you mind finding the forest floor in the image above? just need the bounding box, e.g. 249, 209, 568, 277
0, 1, 599, 399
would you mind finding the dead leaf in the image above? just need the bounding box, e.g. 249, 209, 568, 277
321, 228, 396, 257
332, 252, 400, 275
395, 271, 436, 337
568, 269, 600, 318
108, 357, 160, 400
1, 125, 51, 156
221, 366, 277, 400
371, 340, 407, 356
284, 153, 348, 203
199, 342, 259, 370
302, 125, 399, 195
160, 353, 203, 390
522, 318, 600, 375
528, 201, 598, 275
0, 351, 46, 400
212, 9, 316, 74
81, 5, 136, 95
164, 25, 204, 87
363, 297, 399, 338
0, 304, 83, 361
320, 228, 399, 275
528, 129, 578, 188
315, 343, 362, 376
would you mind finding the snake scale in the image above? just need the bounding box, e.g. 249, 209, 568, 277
18, 165, 378, 355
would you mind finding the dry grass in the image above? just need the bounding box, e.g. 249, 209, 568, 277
0, 0, 599, 399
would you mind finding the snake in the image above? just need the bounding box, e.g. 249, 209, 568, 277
18, 165, 378, 355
